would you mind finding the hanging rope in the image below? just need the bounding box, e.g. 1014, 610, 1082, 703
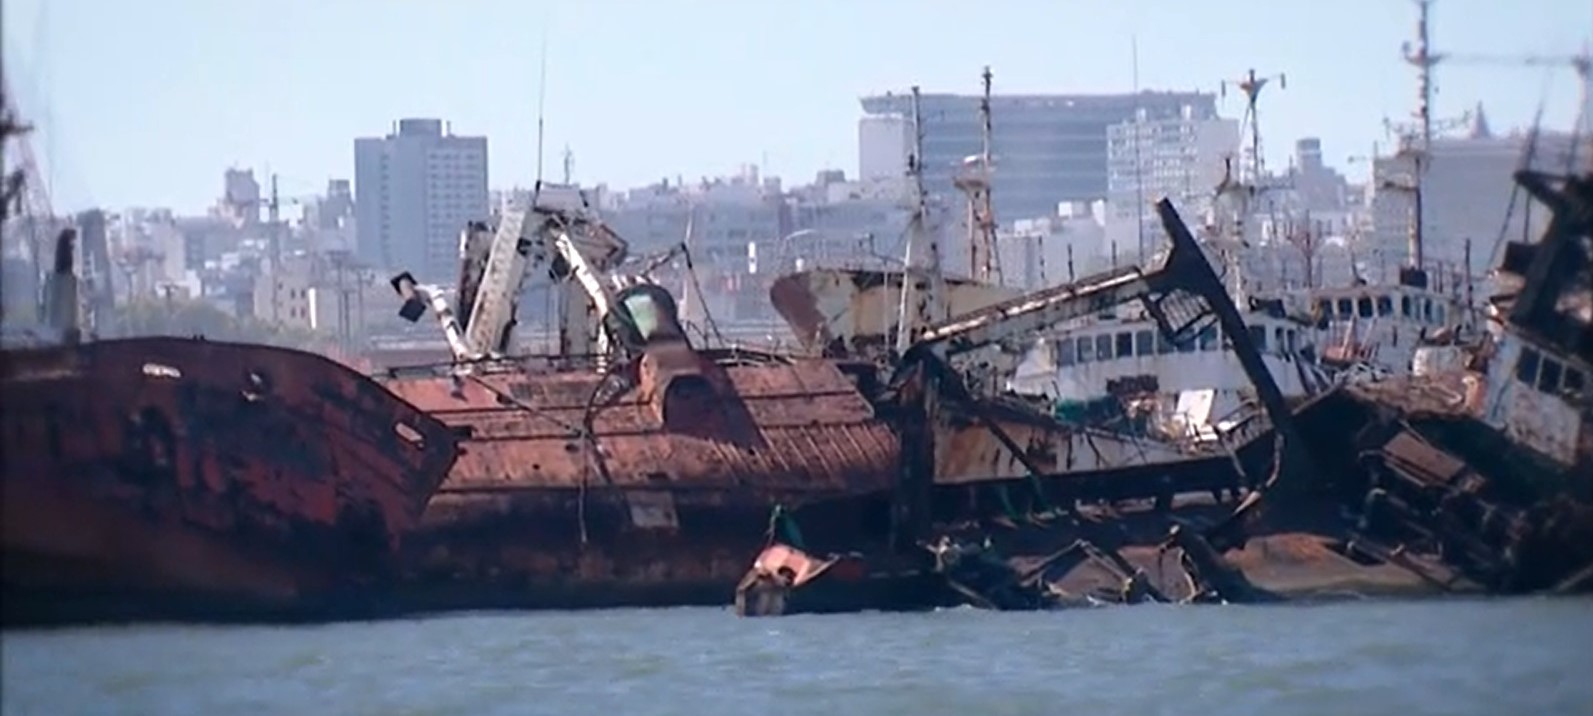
680, 245, 727, 347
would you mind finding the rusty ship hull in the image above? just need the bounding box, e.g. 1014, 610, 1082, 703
375, 346, 900, 610
1, 337, 459, 625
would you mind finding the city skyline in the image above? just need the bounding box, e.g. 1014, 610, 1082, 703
3, 0, 1588, 215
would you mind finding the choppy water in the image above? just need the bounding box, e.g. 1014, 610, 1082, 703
4, 598, 1592, 716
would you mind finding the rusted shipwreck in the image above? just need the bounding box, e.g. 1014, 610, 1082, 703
736, 175, 1593, 616
372, 190, 900, 610
2, 229, 459, 625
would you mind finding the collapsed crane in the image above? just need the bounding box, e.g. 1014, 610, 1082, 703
389, 185, 635, 366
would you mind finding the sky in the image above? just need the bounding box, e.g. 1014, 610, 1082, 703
3, 0, 1589, 215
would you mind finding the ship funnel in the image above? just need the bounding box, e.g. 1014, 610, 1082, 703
46, 227, 80, 343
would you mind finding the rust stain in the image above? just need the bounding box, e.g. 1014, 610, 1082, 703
382, 352, 897, 494
1, 337, 460, 613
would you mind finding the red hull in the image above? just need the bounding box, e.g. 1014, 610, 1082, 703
1, 337, 459, 623
377, 347, 900, 608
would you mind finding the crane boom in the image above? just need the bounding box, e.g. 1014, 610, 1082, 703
390, 187, 633, 364
461, 208, 530, 356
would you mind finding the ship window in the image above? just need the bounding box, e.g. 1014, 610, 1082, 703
1197, 326, 1217, 351
1337, 298, 1353, 317
1376, 296, 1393, 317
1248, 325, 1268, 351
1357, 297, 1374, 318
1401, 296, 1413, 317
1057, 338, 1076, 366
1423, 299, 1433, 323
1436, 304, 1447, 324
1273, 328, 1285, 354
1316, 299, 1332, 318
1095, 334, 1113, 361
1515, 348, 1541, 386
1564, 368, 1586, 396
1115, 332, 1134, 358
142, 362, 182, 379
394, 422, 425, 447
1134, 330, 1154, 356
1537, 359, 1563, 394
1077, 336, 1093, 364
1156, 330, 1174, 354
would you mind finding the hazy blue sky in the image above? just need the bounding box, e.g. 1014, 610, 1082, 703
4, 0, 1588, 214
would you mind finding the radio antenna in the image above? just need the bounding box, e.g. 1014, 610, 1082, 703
535, 27, 549, 191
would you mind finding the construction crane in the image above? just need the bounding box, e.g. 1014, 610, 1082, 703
227, 174, 324, 323
1442, 48, 1593, 164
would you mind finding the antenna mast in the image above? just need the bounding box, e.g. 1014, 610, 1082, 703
955, 66, 1000, 284
1392, 0, 1459, 285
1131, 35, 1146, 261
535, 34, 549, 192
1222, 68, 1287, 186
269, 173, 282, 324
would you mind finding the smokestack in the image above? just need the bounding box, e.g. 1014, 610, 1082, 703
46, 228, 81, 343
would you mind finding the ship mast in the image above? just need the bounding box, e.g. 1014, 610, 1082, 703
1397, 0, 1443, 286
955, 66, 1001, 285
1225, 68, 1286, 187
895, 85, 946, 354
1218, 67, 1286, 301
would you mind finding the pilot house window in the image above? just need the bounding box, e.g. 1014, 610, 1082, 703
1538, 360, 1563, 394
1056, 338, 1076, 366
1248, 326, 1268, 352
1515, 348, 1541, 386
1135, 330, 1155, 357
1114, 332, 1134, 358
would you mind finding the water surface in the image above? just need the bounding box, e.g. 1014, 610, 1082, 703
5, 598, 1591, 716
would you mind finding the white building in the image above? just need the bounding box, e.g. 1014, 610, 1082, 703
253, 253, 315, 327
1369, 125, 1584, 284
1104, 107, 1239, 264
858, 114, 912, 183
354, 118, 489, 283
998, 200, 1109, 291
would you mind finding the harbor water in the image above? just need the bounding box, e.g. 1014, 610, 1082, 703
4, 597, 1592, 716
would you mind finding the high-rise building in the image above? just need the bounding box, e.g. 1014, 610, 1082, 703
858, 114, 911, 182
859, 90, 1217, 223
354, 118, 488, 282
1369, 129, 1582, 284
1104, 105, 1238, 260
